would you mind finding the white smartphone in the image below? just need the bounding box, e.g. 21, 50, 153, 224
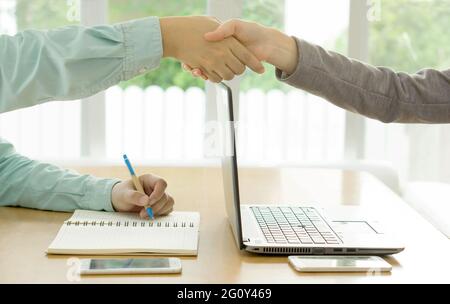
79, 258, 182, 275
288, 256, 392, 273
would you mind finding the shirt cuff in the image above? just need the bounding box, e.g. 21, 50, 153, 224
81, 177, 121, 212
114, 16, 163, 81
275, 37, 319, 88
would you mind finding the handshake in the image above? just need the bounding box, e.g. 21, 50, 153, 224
112, 17, 299, 218
160, 16, 299, 83
112, 17, 300, 218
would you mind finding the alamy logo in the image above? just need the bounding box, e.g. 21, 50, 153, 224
66, 0, 80, 22
66, 257, 81, 282
367, 0, 381, 22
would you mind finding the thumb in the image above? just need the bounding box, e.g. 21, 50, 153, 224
124, 190, 150, 207
204, 20, 238, 42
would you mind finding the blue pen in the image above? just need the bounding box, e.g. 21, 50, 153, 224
123, 154, 154, 220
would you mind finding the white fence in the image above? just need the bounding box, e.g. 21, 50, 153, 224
0, 99, 81, 160
105, 86, 206, 162
3, 84, 447, 184
0, 86, 347, 164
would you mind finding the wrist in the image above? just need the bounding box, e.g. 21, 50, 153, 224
111, 182, 121, 211
266, 29, 298, 75
159, 17, 181, 58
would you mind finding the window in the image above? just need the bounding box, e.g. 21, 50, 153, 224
236, 0, 349, 164
3, 0, 448, 184
105, 0, 207, 163
365, 0, 450, 182
0, 0, 352, 165
0, 0, 81, 160
109, 0, 206, 91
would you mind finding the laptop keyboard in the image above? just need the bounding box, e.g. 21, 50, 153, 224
251, 206, 341, 245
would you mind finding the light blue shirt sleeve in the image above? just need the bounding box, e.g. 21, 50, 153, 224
0, 17, 163, 211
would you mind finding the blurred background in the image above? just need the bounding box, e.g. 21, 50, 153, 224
1, 0, 450, 185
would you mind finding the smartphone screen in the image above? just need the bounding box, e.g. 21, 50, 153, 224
89, 258, 170, 270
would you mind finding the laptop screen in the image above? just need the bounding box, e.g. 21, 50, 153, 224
216, 83, 244, 249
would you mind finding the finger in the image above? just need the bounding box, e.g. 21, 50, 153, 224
158, 202, 174, 215
226, 55, 246, 75
230, 39, 265, 74
150, 194, 168, 214
208, 71, 223, 83
153, 195, 175, 215
197, 64, 219, 82
190, 68, 208, 80
139, 174, 167, 204
183, 64, 208, 80
182, 63, 193, 72
214, 64, 235, 81
193, 70, 208, 80
123, 190, 150, 207
203, 69, 222, 83
149, 192, 168, 208
139, 207, 149, 219
160, 195, 175, 215
204, 20, 238, 42
192, 68, 205, 77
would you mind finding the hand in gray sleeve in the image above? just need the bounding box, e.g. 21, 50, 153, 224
277, 37, 450, 123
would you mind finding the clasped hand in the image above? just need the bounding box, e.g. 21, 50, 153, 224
160, 16, 266, 83
112, 17, 299, 218
180, 18, 299, 81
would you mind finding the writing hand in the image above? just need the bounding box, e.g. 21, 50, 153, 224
111, 174, 174, 218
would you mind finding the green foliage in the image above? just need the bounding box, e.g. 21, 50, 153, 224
24, 1, 450, 92
370, 0, 450, 73
16, 0, 77, 30
240, 0, 289, 92
112, 0, 287, 92
119, 58, 205, 90
242, 0, 285, 29
14, 0, 288, 92
333, 29, 348, 56
111, 0, 287, 92
108, 0, 206, 22
109, 0, 207, 90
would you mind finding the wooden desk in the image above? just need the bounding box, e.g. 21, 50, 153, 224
1, 167, 449, 283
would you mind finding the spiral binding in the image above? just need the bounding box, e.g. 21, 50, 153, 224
65, 220, 195, 228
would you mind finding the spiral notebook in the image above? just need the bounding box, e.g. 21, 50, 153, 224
47, 210, 200, 256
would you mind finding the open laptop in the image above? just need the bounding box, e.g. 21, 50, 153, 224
216, 83, 404, 255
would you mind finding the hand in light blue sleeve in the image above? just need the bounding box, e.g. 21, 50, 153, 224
0, 17, 162, 212
0, 17, 162, 113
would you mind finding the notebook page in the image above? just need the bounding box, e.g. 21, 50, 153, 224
48, 210, 200, 255
49, 225, 197, 253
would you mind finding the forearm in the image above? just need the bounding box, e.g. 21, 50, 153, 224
275, 37, 450, 123
0, 17, 162, 113
0, 139, 120, 212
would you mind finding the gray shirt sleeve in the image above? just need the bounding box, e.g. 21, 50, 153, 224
276, 37, 450, 123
